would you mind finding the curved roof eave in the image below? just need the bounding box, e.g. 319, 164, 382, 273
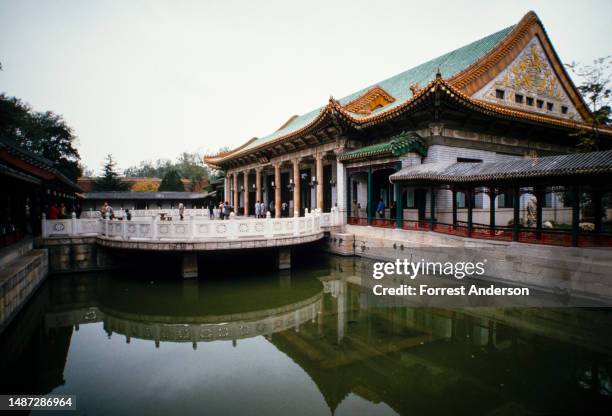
205, 11, 605, 169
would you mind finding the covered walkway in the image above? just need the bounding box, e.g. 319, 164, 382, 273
351, 150, 612, 247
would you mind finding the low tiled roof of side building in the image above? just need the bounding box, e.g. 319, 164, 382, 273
83, 191, 209, 200
390, 150, 612, 183
338, 132, 427, 162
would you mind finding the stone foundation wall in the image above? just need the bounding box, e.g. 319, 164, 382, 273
329, 225, 612, 301
0, 242, 48, 333
323, 232, 355, 256
41, 237, 117, 274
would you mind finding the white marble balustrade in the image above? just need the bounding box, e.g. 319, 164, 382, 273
43, 209, 338, 241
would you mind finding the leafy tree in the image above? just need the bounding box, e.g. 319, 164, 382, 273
566, 56, 611, 151
0, 94, 82, 180
132, 180, 159, 192
124, 158, 173, 178
158, 169, 185, 192
93, 154, 131, 191
124, 152, 208, 191
177, 152, 208, 190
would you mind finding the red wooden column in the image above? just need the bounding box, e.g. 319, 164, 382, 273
274, 164, 281, 218
243, 170, 250, 216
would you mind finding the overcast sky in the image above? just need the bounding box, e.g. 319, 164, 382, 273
1, 0, 611, 173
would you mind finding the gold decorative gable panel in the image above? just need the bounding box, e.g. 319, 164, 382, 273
345, 86, 395, 115
472, 37, 582, 121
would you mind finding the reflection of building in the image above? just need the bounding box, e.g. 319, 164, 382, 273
6, 262, 612, 414
45, 294, 322, 347
43, 272, 325, 348
0, 283, 73, 395
269, 275, 612, 415
205, 12, 612, 247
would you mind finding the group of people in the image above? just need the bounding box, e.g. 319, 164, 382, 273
351, 198, 392, 219
254, 200, 267, 218
217, 201, 233, 220
51, 199, 323, 221
99, 201, 131, 220
47, 202, 81, 220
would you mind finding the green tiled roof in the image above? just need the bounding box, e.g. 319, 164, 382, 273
338, 132, 427, 161
239, 24, 514, 154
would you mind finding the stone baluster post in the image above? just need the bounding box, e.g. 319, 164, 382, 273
104, 212, 109, 236
71, 212, 77, 236
152, 215, 158, 240
190, 214, 195, 240
42, 213, 47, 238
122, 214, 127, 239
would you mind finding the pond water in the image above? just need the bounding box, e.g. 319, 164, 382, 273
2, 253, 612, 415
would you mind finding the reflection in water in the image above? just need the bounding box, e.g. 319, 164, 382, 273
1, 254, 612, 415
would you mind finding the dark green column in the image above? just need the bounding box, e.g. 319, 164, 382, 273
430, 186, 436, 230
367, 166, 373, 224
394, 183, 402, 228
489, 188, 496, 231
452, 188, 457, 226
467, 188, 473, 238
513, 185, 520, 242
571, 185, 580, 247
395, 162, 402, 228
593, 188, 603, 235
535, 186, 544, 240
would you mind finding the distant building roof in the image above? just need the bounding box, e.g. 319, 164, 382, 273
83, 191, 210, 200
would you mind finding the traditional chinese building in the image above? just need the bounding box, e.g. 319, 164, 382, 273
205, 11, 612, 245
0, 138, 81, 247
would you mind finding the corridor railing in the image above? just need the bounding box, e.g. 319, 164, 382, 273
347, 216, 612, 248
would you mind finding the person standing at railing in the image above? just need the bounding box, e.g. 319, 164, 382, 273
59, 202, 68, 219
281, 202, 288, 218
101, 201, 114, 219
376, 199, 385, 219
269, 200, 275, 217
254, 200, 261, 218
48, 202, 60, 220
74, 202, 82, 219
223, 201, 231, 220
219, 201, 225, 220
208, 201, 215, 219
178, 202, 185, 220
